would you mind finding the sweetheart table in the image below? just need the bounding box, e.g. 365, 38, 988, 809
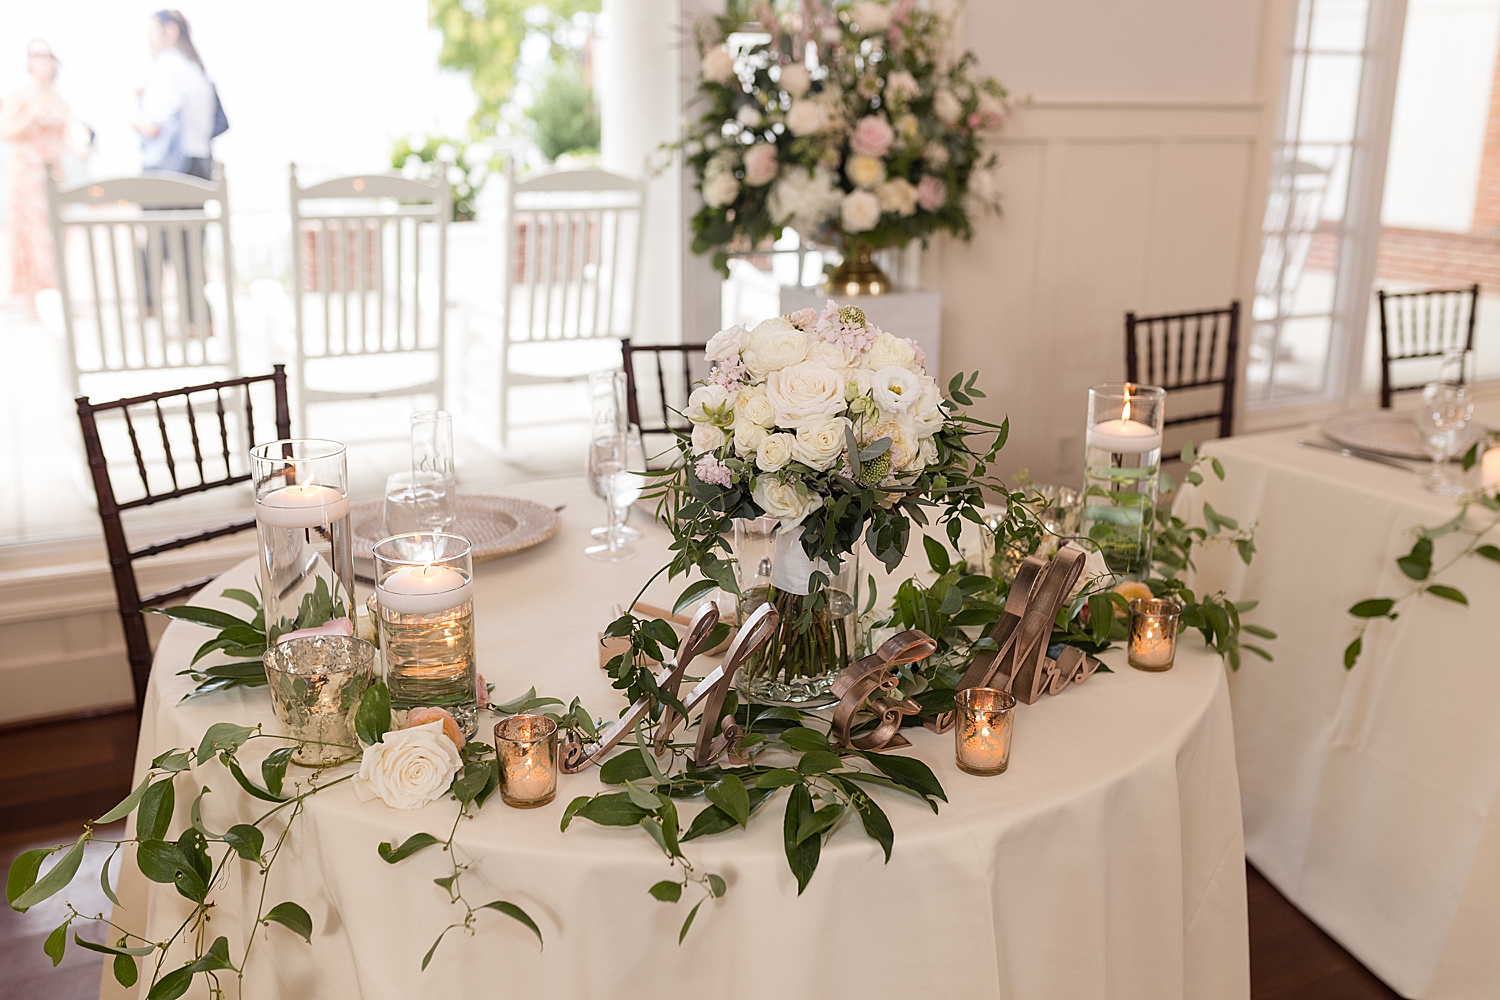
104, 476, 1248, 1000
1180, 401, 1500, 1000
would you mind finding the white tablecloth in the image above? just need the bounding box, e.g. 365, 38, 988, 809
108, 476, 1248, 1000
1179, 404, 1500, 1000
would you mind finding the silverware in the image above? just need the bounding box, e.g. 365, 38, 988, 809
1296, 438, 1417, 472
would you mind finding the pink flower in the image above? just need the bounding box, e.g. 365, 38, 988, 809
475, 673, 489, 708
695, 454, 733, 488
276, 617, 353, 644
905, 338, 927, 369
967, 113, 982, 129
787, 308, 818, 330
743, 143, 779, 187
849, 116, 895, 158
405, 706, 465, 751
917, 175, 947, 212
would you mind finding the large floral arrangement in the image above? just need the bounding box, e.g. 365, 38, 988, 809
684, 0, 1010, 272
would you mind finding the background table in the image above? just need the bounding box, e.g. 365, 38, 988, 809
1180, 402, 1500, 1000
107, 476, 1248, 1000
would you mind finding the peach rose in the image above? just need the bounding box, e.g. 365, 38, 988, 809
406, 706, 465, 751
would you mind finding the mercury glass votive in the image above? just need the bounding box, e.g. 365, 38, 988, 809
1128, 598, 1182, 671
375, 532, 477, 738
263, 635, 375, 766
495, 714, 559, 808
954, 687, 1016, 776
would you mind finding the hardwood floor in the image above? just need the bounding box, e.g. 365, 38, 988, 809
0, 712, 1407, 1000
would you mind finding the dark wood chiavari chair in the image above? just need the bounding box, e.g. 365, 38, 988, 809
620, 339, 709, 467
1124, 301, 1241, 440
1376, 284, 1479, 408
75, 366, 291, 715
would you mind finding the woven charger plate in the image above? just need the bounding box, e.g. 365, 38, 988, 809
351, 494, 560, 562
1321, 409, 1489, 461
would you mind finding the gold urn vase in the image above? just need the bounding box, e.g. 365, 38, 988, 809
823, 242, 891, 297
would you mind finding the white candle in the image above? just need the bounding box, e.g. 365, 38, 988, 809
256, 483, 351, 529
1482, 447, 1500, 490
1086, 418, 1163, 454
377, 563, 471, 615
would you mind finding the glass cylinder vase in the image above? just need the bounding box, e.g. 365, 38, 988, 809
733, 519, 859, 708
1080, 384, 1165, 580
251, 440, 355, 643
374, 532, 478, 737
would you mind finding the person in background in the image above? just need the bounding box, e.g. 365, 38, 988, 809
1, 40, 89, 307
133, 10, 216, 179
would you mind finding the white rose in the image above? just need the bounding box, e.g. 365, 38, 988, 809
352, 721, 463, 811
705, 324, 748, 365
863, 330, 919, 371
805, 339, 850, 369
876, 178, 918, 216
885, 69, 920, 102
735, 386, 777, 427
703, 170, 740, 208
768, 167, 843, 232
792, 418, 850, 471
786, 100, 830, 136
869, 417, 920, 472
933, 90, 963, 125
917, 434, 939, 468
765, 361, 847, 428
851, 1, 892, 31
924, 141, 950, 169
913, 378, 945, 434
779, 63, 811, 98
736, 104, 764, 127
701, 46, 736, 84
744, 319, 809, 376
845, 153, 886, 190
752, 475, 824, 525
756, 432, 796, 472
735, 421, 770, 455
686, 382, 733, 423
840, 190, 882, 233
846, 366, 877, 398
692, 421, 727, 455
871, 365, 921, 414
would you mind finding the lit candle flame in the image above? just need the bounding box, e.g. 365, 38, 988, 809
1122, 387, 1132, 423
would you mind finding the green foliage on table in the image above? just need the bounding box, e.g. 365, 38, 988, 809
1344, 489, 1500, 669
526, 59, 600, 162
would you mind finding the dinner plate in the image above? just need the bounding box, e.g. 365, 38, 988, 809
1320, 409, 1489, 461
351, 493, 560, 562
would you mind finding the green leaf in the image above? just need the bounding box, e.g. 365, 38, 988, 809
97, 776, 152, 824
922, 535, 950, 575
1462, 441, 1481, 471
707, 873, 727, 898
1087, 593, 1113, 646
782, 784, 820, 895
223, 756, 286, 803
355, 680, 390, 747
1344, 636, 1362, 670
1475, 544, 1500, 563
114, 953, 139, 988
146, 966, 194, 1000
11, 835, 87, 911
72, 935, 156, 957
672, 579, 719, 616
420, 927, 452, 972
195, 723, 255, 765
7, 848, 49, 909
705, 775, 750, 828
1397, 538, 1433, 580
173, 831, 210, 902
625, 781, 664, 812
262, 746, 295, 799
855, 752, 947, 803
836, 778, 894, 862
151, 750, 193, 773
44, 919, 69, 965
1426, 584, 1468, 605
1180, 443, 1197, 465
185, 936, 233, 973
1349, 598, 1397, 619
145, 605, 252, 630
221, 588, 260, 610
795, 803, 845, 844
795, 750, 844, 775
778, 727, 831, 752
478, 900, 543, 949
679, 899, 704, 944
223, 824, 264, 863
264, 901, 313, 943
1243, 623, 1278, 640
682, 804, 737, 841
377, 833, 441, 864
137, 778, 176, 841
649, 880, 683, 902
599, 748, 652, 786
575, 792, 652, 827
135, 841, 187, 884
1211, 457, 1225, 480
98, 847, 121, 908
559, 796, 591, 832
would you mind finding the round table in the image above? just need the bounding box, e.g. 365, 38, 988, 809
110, 476, 1248, 1000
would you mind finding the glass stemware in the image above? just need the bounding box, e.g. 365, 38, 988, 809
411, 410, 457, 531
384, 471, 453, 536
585, 428, 637, 562
1414, 382, 1474, 496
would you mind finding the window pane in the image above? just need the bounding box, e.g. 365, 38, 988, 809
1299, 55, 1363, 144
1309, 0, 1369, 52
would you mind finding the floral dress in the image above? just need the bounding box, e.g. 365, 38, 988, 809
4, 85, 70, 302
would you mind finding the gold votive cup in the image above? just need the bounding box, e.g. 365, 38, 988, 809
1128, 598, 1182, 671
494, 714, 559, 808
263, 635, 375, 767
954, 687, 1016, 776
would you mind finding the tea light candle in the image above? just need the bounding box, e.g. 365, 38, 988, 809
1482, 447, 1500, 490
1086, 417, 1163, 454
256, 483, 351, 528
1128, 598, 1182, 671
376, 564, 472, 615
496, 714, 559, 808
954, 687, 1015, 776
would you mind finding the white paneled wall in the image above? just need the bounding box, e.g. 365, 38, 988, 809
928, 103, 1263, 485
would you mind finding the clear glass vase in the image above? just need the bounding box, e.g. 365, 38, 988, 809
733, 519, 859, 708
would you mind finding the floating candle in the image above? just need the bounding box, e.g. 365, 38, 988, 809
1086, 417, 1163, 454
1482, 447, 1500, 490
256, 483, 351, 529
377, 563, 471, 615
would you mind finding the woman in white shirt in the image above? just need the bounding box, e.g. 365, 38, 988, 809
133, 10, 216, 179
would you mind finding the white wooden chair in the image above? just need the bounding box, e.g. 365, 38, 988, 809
288, 164, 448, 433
46, 165, 239, 398
466, 166, 646, 448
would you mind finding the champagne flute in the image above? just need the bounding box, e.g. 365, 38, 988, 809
384, 471, 451, 535
591, 424, 646, 541
585, 430, 636, 562
411, 411, 457, 531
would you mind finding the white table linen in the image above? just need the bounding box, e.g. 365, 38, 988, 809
107, 476, 1248, 1000
1178, 403, 1500, 999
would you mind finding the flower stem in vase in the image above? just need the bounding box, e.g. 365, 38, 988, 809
737, 582, 855, 707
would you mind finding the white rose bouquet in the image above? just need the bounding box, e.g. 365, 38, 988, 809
680, 0, 1010, 273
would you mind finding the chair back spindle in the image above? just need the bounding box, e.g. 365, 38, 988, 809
1123, 301, 1240, 440
620, 340, 709, 468
1376, 284, 1479, 408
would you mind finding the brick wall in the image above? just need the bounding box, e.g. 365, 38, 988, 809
1300, 222, 1500, 291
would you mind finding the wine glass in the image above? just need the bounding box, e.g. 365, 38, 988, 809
411, 410, 456, 530
1414, 382, 1474, 495
384, 471, 452, 535
585, 430, 636, 562
591, 424, 645, 541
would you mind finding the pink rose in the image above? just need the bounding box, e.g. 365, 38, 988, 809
916, 175, 947, 212
406, 706, 466, 751
276, 616, 353, 644
849, 116, 895, 158
743, 143, 779, 187
475, 673, 489, 708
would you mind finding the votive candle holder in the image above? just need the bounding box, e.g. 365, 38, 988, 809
1128, 598, 1182, 671
954, 687, 1016, 776
495, 714, 559, 808
263, 635, 375, 766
